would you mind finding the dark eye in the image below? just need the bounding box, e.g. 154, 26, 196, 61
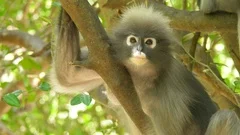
130, 37, 137, 43
145, 39, 153, 45
126, 35, 138, 46
144, 38, 156, 48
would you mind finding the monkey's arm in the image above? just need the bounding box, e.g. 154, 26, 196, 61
50, 9, 103, 93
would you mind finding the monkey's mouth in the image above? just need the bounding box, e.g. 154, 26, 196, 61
132, 51, 146, 59
130, 51, 148, 65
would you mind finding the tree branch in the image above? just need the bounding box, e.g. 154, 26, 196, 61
104, 2, 238, 33
0, 30, 46, 52
156, 4, 238, 33
59, 0, 154, 134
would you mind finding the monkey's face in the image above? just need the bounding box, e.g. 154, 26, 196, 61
110, 6, 174, 70
124, 35, 156, 66
111, 28, 172, 69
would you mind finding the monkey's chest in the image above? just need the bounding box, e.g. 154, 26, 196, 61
125, 62, 159, 101
131, 74, 158, 100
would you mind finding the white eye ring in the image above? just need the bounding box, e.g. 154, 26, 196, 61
126, 35, 139, 46
144, 38, 156, 48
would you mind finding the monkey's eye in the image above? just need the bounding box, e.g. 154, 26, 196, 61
126, 35, 138, 46
144, 38, 156, 48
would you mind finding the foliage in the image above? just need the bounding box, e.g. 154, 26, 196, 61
71, 94, 92, 106
0, 0, 239, 135
2, 90, 22, 107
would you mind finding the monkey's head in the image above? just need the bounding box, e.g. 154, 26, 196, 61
110, 5, 176, 71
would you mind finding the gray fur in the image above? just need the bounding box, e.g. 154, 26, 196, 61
111, 5, 217, 135
205, 110, 240, 135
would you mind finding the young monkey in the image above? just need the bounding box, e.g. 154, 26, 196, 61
110, 5, 240, 135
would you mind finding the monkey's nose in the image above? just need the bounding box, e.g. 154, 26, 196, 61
137, 45, 143, 51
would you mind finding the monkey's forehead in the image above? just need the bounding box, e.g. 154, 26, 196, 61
114, 5, 172, 37
121, 5, 170, 27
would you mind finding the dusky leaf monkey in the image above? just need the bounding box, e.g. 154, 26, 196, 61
50, 3, 240, 135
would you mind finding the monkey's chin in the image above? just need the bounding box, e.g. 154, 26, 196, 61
129, 57, 148, 66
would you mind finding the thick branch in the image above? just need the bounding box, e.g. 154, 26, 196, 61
60, 0, 154, 134
104, 2, 238, 33
0, 30, 45, 52
156, 4, 238, 33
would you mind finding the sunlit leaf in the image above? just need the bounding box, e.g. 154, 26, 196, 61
0, 7, 5, 16
208, 33, 220, 40
171, 0, 182, 9
0, 45, 10, 55
234, 80, 240, 89
0, 82, 8, 88
27, 92, 37, 102
19, 57, 42, 70
235, 88, 240, 93
39, 82, 51, 91
224, 78, 235, 90
2, 93, 21, 107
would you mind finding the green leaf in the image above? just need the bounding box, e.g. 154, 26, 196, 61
80, 94, 92, 106
0, 45, 10, 55
71, 94, 82, 105
39, 82, 51, 91
2, 93, 21, 107
0, 82, 8, 88
12, 90, 23, 97
70, 94, 92, 106
19, 57, 42, 70
234, 88, 240, 93
0, 7, 6, 16
234, 80, 240, 89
